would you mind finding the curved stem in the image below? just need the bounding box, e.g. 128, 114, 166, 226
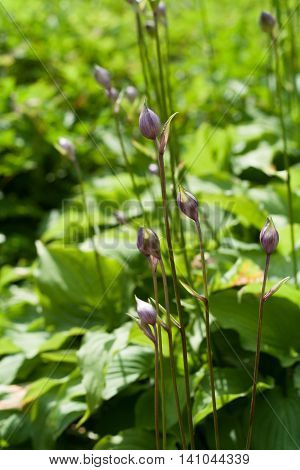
152, 267, 167, 450
73, 158, 105, 290
154, 325, 160, 450
195, 220, 220, 450
156, 143, 194, 449
159, 259, 187, 449
272, 36, 298, 288
246, 254, 270, 450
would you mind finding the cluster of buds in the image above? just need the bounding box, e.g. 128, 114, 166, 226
259, 11, 276, 36
137, 227, 161, 270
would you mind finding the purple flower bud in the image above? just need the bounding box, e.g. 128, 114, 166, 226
94, 65, 111, 89
156, 2, 166, 18
260, 217, 279, 255
259, 11, 276, 35
139, 105, 161, 141
148, 162, 159, 176
177, 186, 199, 222
136, 297, 157, 325
58, 137, 75, 161
106, 87, 119, 102
138, 320, 156, 343
137, 227, 161, 261
125, 85, 138, 103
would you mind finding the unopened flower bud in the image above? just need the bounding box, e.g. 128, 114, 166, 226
114, 210, 126, 225
136, 297, 157, 325
156, 2, 166, 18
106, 87, 119, 102
137, 227, 161, 261
58, 137, 75, 161
139, 105, 161, 140
138, 320, 156, 343
260, 217, 279, 255
94, 65, 111, 89
259, 11, 276, 35
148, 163, 159, 176
177, 186, 199, 222
146, 20, 155, 37
125, 85, 138, 103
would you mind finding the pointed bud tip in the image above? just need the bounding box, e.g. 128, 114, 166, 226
136, 296, 157, 325
58, 137, 75, 160
94, 65, 111, 89
137, 227, 161, 262
260, 217, 279, 254
139, 105, 161, 140
177, 186, 199, 222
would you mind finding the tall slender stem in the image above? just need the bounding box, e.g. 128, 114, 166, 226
153, 325, 160, 450
272, 35, 298, 287
195, 220, 220, 450
136, 11, 162, 112
114, 113, 148, 223
156, 141, 195, 449
73, 158, 105, 290
159, 259, 187, 449
135, 11, 150, 100
153, 11, 168, 120
246, 254, 270, 450
152, 266, 167, 450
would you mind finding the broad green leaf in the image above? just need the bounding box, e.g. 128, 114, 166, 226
94, 429, 156, 450
78, 331, 114, 414
193, 367, 273, 423
252, 388, 300, 450
135, 376, 186, 430
102, 345, 154, 400
30, 372, 86, 449
211, 290, 300, 366
23, 377, 67, 405
0, 410, 31, 446
39, 328, 85, 353
35, 242, 131, 329
183, 123, 232, 176
0, 353, 25, 385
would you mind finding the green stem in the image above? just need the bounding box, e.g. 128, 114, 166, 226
153, 11, 168, 120
159, 259, 187, 449
153, 324, 160, 450
73, 158, 105, 290
195, 220, 220, 450
156, 143, 195, 450
246, 254, 271, 450
273, 35, 298, 287
152, 266, 167, 450
136, 10, 162, 112
135, 11, 150, 100
114, 113, 148, 224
